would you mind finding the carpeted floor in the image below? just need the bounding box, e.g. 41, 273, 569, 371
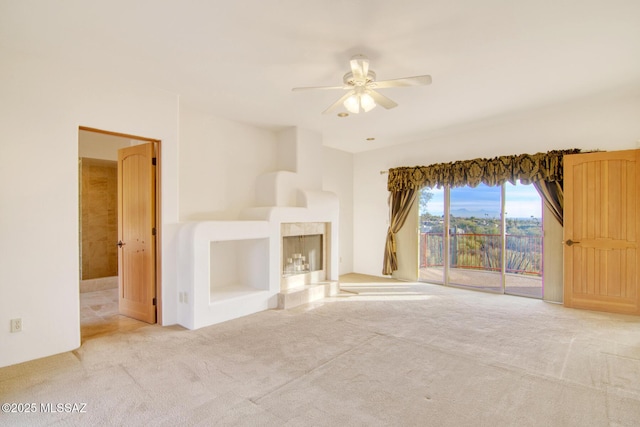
1, 274, 639, 426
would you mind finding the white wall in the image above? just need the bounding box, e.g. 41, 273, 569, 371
353, 88, 640, 277
323, 147, 354, 275
178, 107, 278, 221
353, 153, 393, 277
543, 203, 564, 303
0, 50, 179, 367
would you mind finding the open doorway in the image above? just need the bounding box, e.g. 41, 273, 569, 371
78, 127, 161, 340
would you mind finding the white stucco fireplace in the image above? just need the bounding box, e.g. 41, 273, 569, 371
176, 127, 340, 329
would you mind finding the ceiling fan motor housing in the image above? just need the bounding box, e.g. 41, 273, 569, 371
343, 70, 377, 87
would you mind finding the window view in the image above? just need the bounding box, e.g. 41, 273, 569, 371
418, 181, 543, 298
449, 184, 503, 291
504, 182, 543, 298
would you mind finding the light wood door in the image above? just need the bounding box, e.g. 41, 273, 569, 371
117, 143, 156, 323
564, 149, 639, 315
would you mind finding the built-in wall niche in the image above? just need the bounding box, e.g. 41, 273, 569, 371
209, 238, 269, 302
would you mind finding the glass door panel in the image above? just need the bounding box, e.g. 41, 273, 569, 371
418, 187, 445, 284
449, 184, 503, 292
504, 182, 543, 298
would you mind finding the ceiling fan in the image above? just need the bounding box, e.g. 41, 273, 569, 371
292, 54, 432, 114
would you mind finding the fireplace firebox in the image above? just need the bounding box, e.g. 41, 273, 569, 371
282, 234, 323, 277
281, 223, 328, 291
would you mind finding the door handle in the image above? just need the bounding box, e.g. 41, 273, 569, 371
117, 240, 126, 248
565, 239, 580, 246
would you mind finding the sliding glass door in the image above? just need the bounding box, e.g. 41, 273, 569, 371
418, 181, 543, 298
449, 183, 503, 292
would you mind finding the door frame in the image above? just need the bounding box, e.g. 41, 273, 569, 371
79, 126, 163, 324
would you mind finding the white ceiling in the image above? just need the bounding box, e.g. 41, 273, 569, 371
2, 0, 640, 153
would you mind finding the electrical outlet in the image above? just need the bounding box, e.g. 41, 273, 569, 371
10, 318, 22, 333
183, 292, 188, 304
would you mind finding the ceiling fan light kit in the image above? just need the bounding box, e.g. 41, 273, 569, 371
292, 54, 432, 115
344, 89, 377, 114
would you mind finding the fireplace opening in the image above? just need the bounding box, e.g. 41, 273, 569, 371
280, 222, 328, 291
282, 234, 323, 277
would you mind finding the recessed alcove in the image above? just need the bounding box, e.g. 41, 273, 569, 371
177, 220, 273, 329
209, 238, 269, 302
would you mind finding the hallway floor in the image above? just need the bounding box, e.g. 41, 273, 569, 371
1, 274, 639, 426
80, 288, 148, 341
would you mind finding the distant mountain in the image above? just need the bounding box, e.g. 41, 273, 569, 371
426, 208, 541, 219
450, 208, 500, 218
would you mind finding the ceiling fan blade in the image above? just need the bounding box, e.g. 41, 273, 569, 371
350, 54, 369, 81
292, 84, 346, 91
368, 90, 398, 110
322, 90, 356, 114
373, 75, 432, 89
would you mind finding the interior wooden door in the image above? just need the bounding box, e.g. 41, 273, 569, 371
563, 149, 639, 315
117, 142, 157, 323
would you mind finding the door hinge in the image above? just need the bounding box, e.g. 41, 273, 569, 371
152, 157, 157, 166
152, 227, 157, 236
152, 297, 157, 306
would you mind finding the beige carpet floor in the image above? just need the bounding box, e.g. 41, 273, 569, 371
1, 274, 640, 426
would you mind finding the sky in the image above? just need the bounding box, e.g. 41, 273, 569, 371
422, 182, 542, 219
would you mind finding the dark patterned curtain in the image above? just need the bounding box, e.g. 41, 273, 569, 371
387, 150, 580, 191
533, 180, 564, 225
383, 149, 579, 275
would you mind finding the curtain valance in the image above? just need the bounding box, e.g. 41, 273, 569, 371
387, 149, 580, 192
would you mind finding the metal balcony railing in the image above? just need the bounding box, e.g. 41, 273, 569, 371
420, 232, 542, 276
